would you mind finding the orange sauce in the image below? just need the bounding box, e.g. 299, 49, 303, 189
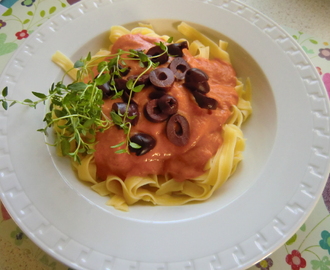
94, 34, 238, 182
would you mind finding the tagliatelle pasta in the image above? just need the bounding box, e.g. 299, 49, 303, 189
52, 51, 78, 80
177, 22, 231, 63
52, 22, 252, 211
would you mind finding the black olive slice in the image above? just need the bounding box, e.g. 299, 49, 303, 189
166, 114, 190, 146
114, 78, 128, 91
144, 99, 169, 122
146, 45, 169, 65
149, 68, 175, 91
192, 91, 218, 110
168, 57, 191, 80
184, 81, 210, 94
157, 94, 178, 115
129, 133, 156, 156
98, 81, 114, 100
148, 91, 166, 100
184, 67, 210, 94
127, 74, 150, 86
167, 41, 189, 57
112, 102, 139, 126
185, 68, 209, 83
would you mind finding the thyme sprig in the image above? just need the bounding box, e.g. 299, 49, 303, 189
0, 39, 171, 161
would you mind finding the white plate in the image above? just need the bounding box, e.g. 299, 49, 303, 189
0, 0, 329, 269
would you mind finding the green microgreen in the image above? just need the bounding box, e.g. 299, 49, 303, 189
0, 38, 172, 161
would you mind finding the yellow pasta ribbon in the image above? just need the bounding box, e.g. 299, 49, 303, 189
189, 40, 210, 58
109, 25, 130, 44
51, 51, 77, 80
177, 22, 231, 63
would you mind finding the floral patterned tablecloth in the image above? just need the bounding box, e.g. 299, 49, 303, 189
0, 0, 329, 270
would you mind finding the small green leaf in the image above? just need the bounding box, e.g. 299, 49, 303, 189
158, 41, 166, 51
68, 82, 87, 91
61, 139, 71, 155
23, 19, 30, 24
132, 84, 144, 93
300, 223, 306, 232
311, 260, 321, 269
2, 101, 8, 110
110, 110, 123, 125
95, 73, 110, 86
86, 52, 92, 61
83, 118, 95, 128
40, 10, 46, 18
87, 148, 95, 154
111, 141, 125, 148
302, 46, 314, 54
10, 101, 16, 107
167, 37, 174, 43
120, 59, 126, 66
32, 91, 47, 99
309, 39, 318, 44
49, 6, 56, 14
129, 142, 141, 149
74, 60, 84, 68
27, 11, 34, 16
286, 233, 297, 245
78, 148, 86, 153
126, 79, 134, 90
23, 99, 33, 104
2, 86, 8, 97
2, 8, 12, 16
115, 149, 128, 154
292, 35, 298, 40
108, 58, 117, 68
37, 128, 47, 134
97, 61, 108, 72
57, 125, 67, 130
138, 53, 149, 63
43, 112, 52, 123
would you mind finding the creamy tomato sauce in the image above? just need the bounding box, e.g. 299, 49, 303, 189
94, 34, 238, 182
